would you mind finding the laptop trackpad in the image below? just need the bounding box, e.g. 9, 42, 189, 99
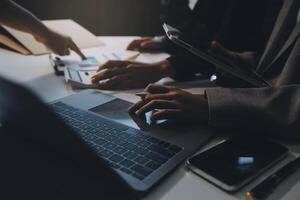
89, 99, 150, 130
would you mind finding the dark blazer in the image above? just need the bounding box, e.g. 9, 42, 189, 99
166, 0, 282, 81
206, 0, 300, 138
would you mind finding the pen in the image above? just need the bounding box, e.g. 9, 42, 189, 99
245, 157, 300, 200
135, 92, 150, 100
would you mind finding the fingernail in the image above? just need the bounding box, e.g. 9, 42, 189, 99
99, 79, 110, 85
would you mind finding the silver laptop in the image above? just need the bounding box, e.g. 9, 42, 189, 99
49, 89, 214, 194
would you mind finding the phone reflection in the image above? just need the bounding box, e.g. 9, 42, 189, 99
237, 156, 255, 173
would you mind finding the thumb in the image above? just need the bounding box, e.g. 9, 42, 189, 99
140, 40, 157, 48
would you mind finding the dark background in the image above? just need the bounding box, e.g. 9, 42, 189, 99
14, 0, 191, 36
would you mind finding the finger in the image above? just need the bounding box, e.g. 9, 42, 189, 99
69, 39, 86, 60
151, 109, 181, 121
127, 38, 151, 50
145, 93, 175, 101
137, 100, 180, 117
145, 84, 171, 94
60, 49, 70, 56
127, 40, 142, 50
140, 41, 161, 51
91, 67, 129, 83
97, 75, 129, 90
128, 100, 145, 114
97, 60, 131, 72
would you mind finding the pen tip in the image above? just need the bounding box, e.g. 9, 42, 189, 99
245, 192, 256, 200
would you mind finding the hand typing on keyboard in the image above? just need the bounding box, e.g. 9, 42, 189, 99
50, 102, 183, 181
128, 84, 209, 123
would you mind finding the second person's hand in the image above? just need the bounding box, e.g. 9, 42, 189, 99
91, 60, 175, 90
35, 29, 86, 59
128, 84, 209, 122
127, 36, 166, 53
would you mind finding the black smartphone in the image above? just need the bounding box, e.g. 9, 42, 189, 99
186, 137, 289, 192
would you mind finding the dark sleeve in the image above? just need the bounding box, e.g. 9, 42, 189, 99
205, 85, 300, 139
161, 0, 192, 30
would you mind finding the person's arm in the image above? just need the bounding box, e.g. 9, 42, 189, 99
205, 85, 300, 139
0, 0, 85, 58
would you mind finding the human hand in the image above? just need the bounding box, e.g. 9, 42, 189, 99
35, 29, 86, 59
91, 60, 175, 90
127, 36, 166, 52
210, 41, 257, 71
209, 41, 259, 86
128, 84, 209, 122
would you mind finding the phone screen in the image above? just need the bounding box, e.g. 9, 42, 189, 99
188, 137, 288, 189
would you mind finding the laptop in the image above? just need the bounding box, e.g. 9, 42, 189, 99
0, 77, 213, 198
0, 77, 136, 200
48, 90, 213, 194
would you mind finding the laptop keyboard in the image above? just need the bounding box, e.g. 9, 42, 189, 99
50, 102, 183, 180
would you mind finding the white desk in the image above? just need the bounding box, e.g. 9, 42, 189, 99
1, 37, 300, 200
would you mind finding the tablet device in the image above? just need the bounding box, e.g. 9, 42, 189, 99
186, 137, 288, 192
163, 23, 271, 87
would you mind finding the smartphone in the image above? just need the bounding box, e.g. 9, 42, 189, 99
64, 67, 98, 89
186, 137, 288, 192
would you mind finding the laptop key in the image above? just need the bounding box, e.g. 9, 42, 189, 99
108, 129, 120, 135
124, 129, 139, 137
148, 144, 175, 158
124, 143, 138, 151
94, 138, 107, 146
118, 132, 132, 139
76, 130, 89, 137
96, 131, 110, 138
120, 159, 135, 168
108, 162, 120, 169
105, 135, 118, 142
135, 147, 150, 156
146, 161, 161, 170
123, 151, 139, 160
93, 145, 104, 153
83, 135, 99, 142
109, 155, 124, 163
103, 142, 117, 150
138, 140, 151, 148
126, 137, 143, 144
113, 147, 128, 155
120, 168, 132, 175
87, 141, 96, 147
103, 126, 112, 131
90, 128, 100, 134
132, 173, 145, 180
135, 156, 150, 165
100, 150, 114, 158
93, 123, 105, 128
145, 152, 168, 164
131, 165, 153, 177
114, 139, 128, 146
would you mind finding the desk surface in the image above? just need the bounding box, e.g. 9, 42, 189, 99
1, 36, 300, 200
